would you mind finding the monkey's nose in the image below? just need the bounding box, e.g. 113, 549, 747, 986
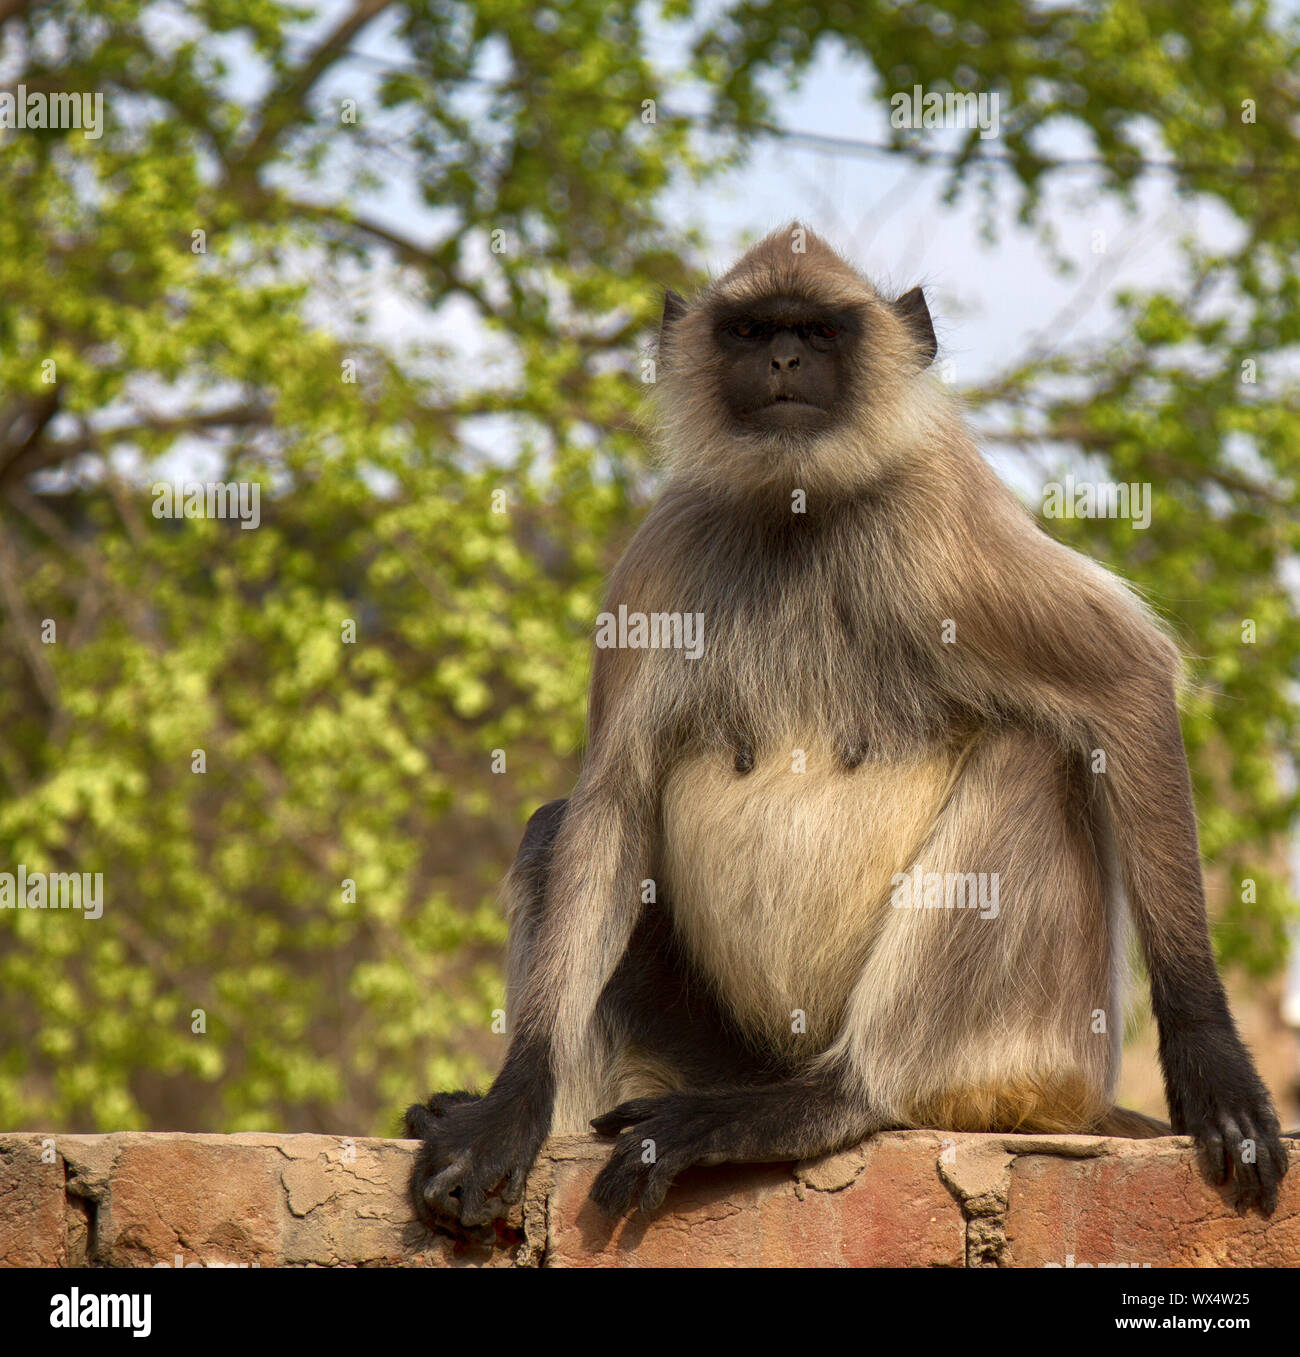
770, 354, 800, 371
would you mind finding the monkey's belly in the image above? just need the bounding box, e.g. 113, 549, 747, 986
659, 735, 960, 1055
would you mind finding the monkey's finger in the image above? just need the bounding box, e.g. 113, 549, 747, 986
1220, 1119, 1263, 1212
458, 1182, 496, 1229
589, 1177, 637, 1218
403, 1102, 437, 1138
1238, 1120, 1279, 1214
1231, 1177, 1262, 1213
1242, 1119, 1284, 1204
637, 1157, 685, 1216
1256, 1165, 1280, 1217
1221, 1118, 1246, 1182
1198, 1126, 1229, 1185
589, 1144, 645, 1217
404, 1090, 481, 1139
1269, 1134, 1290, 1183
499, 1163, 527, 1205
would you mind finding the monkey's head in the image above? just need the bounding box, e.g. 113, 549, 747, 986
653, 225, 944, 497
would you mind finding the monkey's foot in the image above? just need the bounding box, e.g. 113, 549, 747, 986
590, 1091, 735, 1218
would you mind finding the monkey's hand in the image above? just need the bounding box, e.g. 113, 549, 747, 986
1168, 1034, 1290, 1214
589, 1091, 737, 1217
404, 1091, 543, 1239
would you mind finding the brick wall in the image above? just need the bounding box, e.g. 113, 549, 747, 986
2, 1130, 1297, 1267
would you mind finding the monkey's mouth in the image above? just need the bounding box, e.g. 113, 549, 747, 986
754, 395, 827, 424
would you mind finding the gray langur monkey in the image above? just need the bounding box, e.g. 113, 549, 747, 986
405, 224, 1289, 1229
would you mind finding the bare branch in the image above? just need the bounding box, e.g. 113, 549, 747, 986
0, 402, 271, 484
234, 0, 393, 174
0, 393, 60, 478
0, 526, 59, 710
982, 426, 1289, 508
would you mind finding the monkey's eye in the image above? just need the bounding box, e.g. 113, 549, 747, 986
728, 320, 760, 339
810, 322, 840, 340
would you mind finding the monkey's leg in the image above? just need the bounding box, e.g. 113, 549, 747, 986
588, 731, 1117, 1219
1100, 696, 1288, 1211
814, 731, 1128, 1147
595, 904, 782, 1104
407, 797, 768, 1234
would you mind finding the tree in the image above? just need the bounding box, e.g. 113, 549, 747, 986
0, 0, 1295, 1134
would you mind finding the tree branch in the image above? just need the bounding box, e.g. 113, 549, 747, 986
0, 402, 271, 484
982, 426, 1290, 508
234, 0, 393, 175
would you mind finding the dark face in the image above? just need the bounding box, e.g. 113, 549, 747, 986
713, 297, 861, 436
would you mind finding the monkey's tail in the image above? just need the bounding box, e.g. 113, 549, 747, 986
1093, 1105, 1172, 1138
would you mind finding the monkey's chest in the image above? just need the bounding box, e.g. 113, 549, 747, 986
658, 735, 959, 1055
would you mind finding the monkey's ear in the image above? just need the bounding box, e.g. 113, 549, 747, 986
659, 289, 688, 354
893, 286, 937, 366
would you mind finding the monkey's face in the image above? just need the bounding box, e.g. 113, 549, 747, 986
653, 226, 942, 494
712, 298, 860, 439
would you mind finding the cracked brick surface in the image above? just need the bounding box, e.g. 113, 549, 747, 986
1, 1131, 1296, 1267
543, 1132, 963, 1267
1004, 1140, 1300, 1268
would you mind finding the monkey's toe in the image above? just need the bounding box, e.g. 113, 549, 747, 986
589, 1093, 728, 1217
412, 1145, 515, 1238
589, 1133, 687, 1218
591, 1098, 658, 1137
589, 1149, 643, 1218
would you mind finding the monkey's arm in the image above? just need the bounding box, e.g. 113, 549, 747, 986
1092, 679, 1285, 1184
948, 510, 1287, 1211
408, 634, 660, 1232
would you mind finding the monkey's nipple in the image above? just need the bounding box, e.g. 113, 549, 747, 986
842, 740, 869, 770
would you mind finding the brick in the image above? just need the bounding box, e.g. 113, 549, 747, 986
0, 1135, 67, 1266
3, 1130, 1298, 1268
270, 1134, 506, 1268
544, 1133, 964, 1267
1005, 1139, 1300, 1268
96, 1134, 285, 1267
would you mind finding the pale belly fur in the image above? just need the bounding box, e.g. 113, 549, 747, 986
659, 733, 965, 1055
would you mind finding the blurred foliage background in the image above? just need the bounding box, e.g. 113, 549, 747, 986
0, 0, 1297, 1135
